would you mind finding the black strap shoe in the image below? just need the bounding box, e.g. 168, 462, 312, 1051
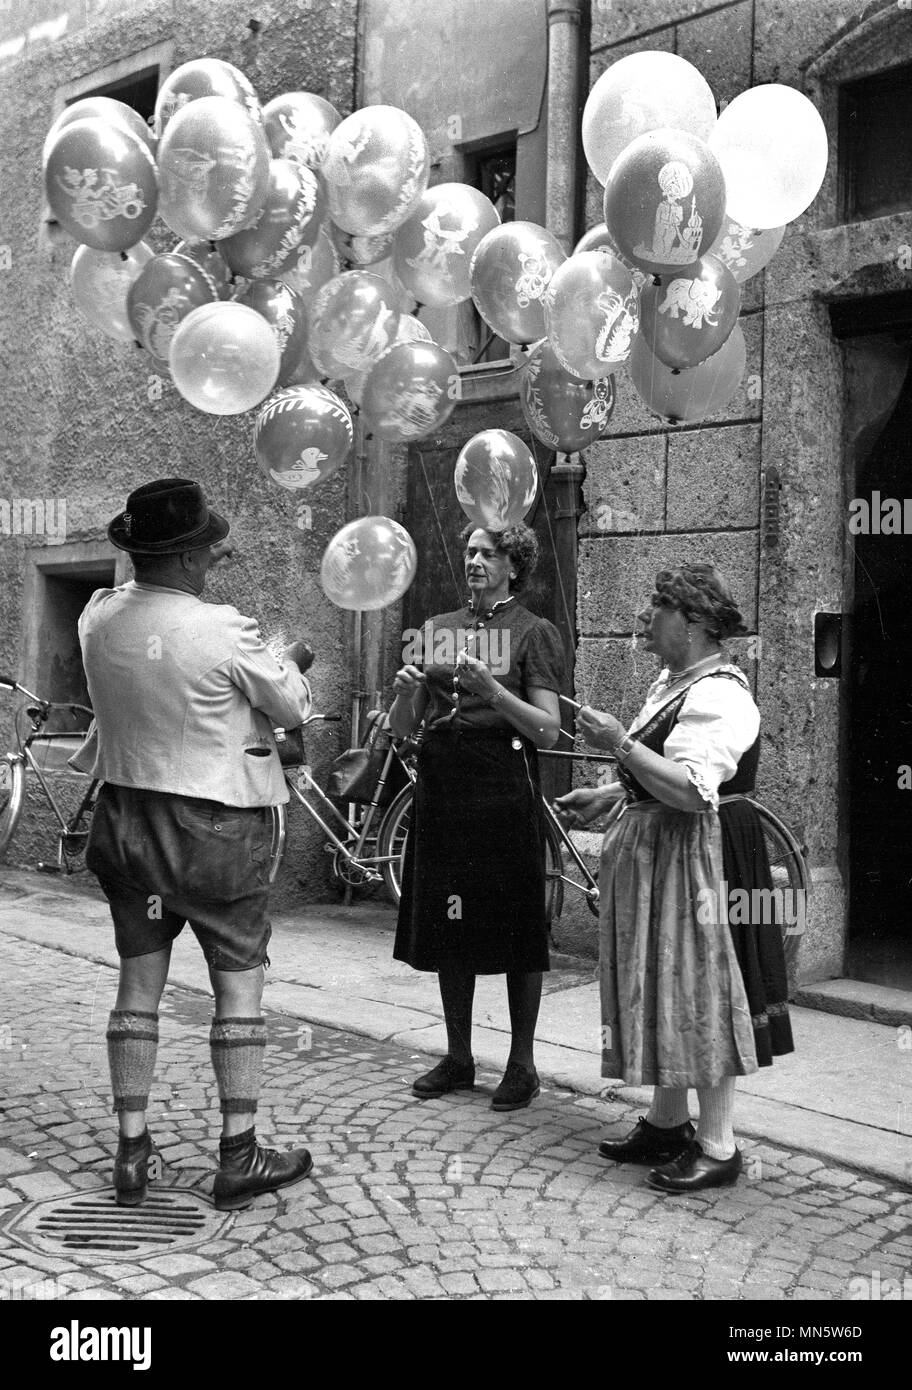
114, 1129, 154, 1207
412, 1055, 476, 1098
646, 1140, 742, 1193
213, 1128, 314, 1211
598, 1116, 696, 1164
491, 1062, 540, 1112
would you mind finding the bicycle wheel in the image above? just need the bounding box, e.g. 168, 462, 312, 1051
0, 754, 25, 861
377, 781, 413, 906
749, 799, 809, 980
267, 802, 287, 884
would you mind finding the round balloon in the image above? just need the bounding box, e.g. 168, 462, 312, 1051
155, 57, 261, 138
321, 105, 429, 237
520, 340, 616, 453
157, 96, 270, 242
361, 341, 458, 442
370, 256, 419, 314
582, 51, 718, 186
43, 96, 154, 164
573, 222, 649, 291
263, 92, 341, 169
254, 384, 353, 490
603, 128, 726, 277
393, 183, 500, 308
169, 301, 280, 414
279, 226, 340, 306
127, 251, 219, 368
70, 241, 154, 341
455, 430, 538, 529
330, 223, 395, 268
219, 158, 325, 279
469, 221, 566, 345
174, 238, 234, 298
628, 321, 746, 424
543, 250, 640, 378
308, 270, 400, 378
708, 84, 828, 229
638, 255, 741, 371
705, 217, 785, 284
344, 313, 432, 405
321, 516, 418, 612
234, 278, 311, 386
44, 118, 158, 251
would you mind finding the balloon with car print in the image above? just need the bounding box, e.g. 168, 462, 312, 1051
393, 183, 500, 308
169, 301, 280, 414
127, 251, 219, 369
321, 105, 429, 237
157, 96, 270, 243
455, 430, 538, 529
44, 118, 159, 252
520, 340, 616, 453
543, 249, 639, 379
469, 221, 566, 345
263, 92, 341, 170
254, 384, 353, 490
638, 254, 740, 371
321, 516, 418, 612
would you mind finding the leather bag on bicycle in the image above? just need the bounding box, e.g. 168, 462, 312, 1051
326, 713, 408, 807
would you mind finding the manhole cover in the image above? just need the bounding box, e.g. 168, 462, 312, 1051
4, 1180, 230, 1260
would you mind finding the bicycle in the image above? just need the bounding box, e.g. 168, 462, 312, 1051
0, 674, 97, 873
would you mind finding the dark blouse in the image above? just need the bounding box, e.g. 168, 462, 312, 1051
408, 598, 565, 731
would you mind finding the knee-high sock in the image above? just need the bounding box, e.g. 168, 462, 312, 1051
696, 1076, 737, 1159
106, 1010, 159, 1114
209, 1017, 266, 1114
646, 1086, 690, 1129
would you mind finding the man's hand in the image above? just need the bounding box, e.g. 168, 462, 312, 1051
392, 664, 426, 697
284, 640, 314, 673
209, 539, 234, 566
577, 705, 626, 751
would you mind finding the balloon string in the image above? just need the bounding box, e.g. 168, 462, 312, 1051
527, 435, 576, 650
416, 448, 465, 607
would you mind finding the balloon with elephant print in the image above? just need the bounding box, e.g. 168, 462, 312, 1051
603, 128, 726, 278
628, 320, 746, 424
169, 301, 280, 414
219, 158, 325, 280
154, 57, 261, 139
393, 183, 501, 308
44, 118, 159, 252
321, 516, 418, 612
127, 251, 219, 368
469, 221, 566, 345
157, 96, 270, 243
543, 249, 640, 379
455, 430, 539, 529
70, 240, 154, 342
361, 341, 458, 443
638, 255, 741, 372
233, 278, 312, 387
321, 105, 430, 238
520, 340, 617, 453
263, 92, 341, 170
254, 384, 353, 491
307, 270, 400, 379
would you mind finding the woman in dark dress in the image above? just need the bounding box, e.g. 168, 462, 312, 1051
389, 522, 565, 1111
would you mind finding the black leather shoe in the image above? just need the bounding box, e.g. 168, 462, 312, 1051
114, 1129, 154, 1207
646, 1140, 742, 1193
491, 1062, 540, 1111
412, 1056, 475, 1098
213, 1128, 314, 1211
598, 1117, 695, 1164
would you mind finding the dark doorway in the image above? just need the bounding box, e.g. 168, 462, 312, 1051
848, 356, 912, 988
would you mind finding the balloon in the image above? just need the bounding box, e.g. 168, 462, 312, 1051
154, 57, 261, 138
361, 341, 458, 442
308, 271, 400, 378
329, 223, 395, 268
705, 218, 785, 284
638, 255, 741, 371
157, 96, 270, 242
254, 384, 353, 490
219, 158, 325, 279
321, 105, 429, 237
127, 251, 219, 368
169, 302, 280, 414
43, 97, 154, 164
370, 256, 418, 314
321, 516, 418, 612
44, 118, 158, 251
393, 183, 500, 308
708, 85, 828, 229
603, 128, 726, 277
263, 92, 341, 169
455, 430, 538, 529
279, 227, 340, 306
573, 222, 649, 289
469, 221, 566, 345
543, 250, 639, 378
344, 313, 431, 405
233, 278, 311, 387
628, 321, 746, 424
174, 238, 234, 298
582, 51, 717, 185
69, 241, 154, 341
520, 340, 616, 452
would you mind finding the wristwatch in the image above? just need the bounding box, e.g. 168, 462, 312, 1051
614, 733, 636, 762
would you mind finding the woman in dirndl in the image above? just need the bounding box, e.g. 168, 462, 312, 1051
389, 522, 565, 1111
556, 563, 794, 1192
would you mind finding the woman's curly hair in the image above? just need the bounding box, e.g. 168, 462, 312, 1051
460, 521, 539, 594
652, 563, 747, 640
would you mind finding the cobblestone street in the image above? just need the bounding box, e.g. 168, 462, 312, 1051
1, 934, 910, 1303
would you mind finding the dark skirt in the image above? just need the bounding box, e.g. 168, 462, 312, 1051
393, 728, 550, 974
718, 797, 795, 1066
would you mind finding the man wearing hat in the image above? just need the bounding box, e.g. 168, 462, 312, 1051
73, 479, 314, 1211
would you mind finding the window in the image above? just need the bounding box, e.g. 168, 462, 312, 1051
839, 62, 912, 222
465, 140, 517, 365
69, 64, 159, 129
